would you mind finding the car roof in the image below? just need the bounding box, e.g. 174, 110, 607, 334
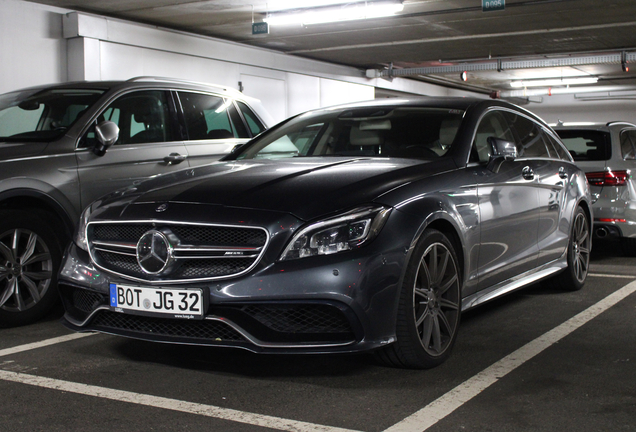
6, 77, 255, 103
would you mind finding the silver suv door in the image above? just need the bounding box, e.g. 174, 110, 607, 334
75, 89, 188, 208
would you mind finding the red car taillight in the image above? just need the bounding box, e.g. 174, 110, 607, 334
585, 170, 629, 186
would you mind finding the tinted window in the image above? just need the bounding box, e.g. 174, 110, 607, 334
620, 129, 636, 160
507, 114, 550, 158
471, 111, 515, 163
545, 132, 572, 161
0, 88, 105, 141
108, 90, 174, 145
228, 103, 249, 138
178, 92, 240, 140
556, 130, 611, 161
236, 108, 464, 161
237, 101, 266, 136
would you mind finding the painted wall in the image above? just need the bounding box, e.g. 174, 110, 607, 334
0, 0, 68, 93
525, 93, 636, 126
1, 0, 489, 124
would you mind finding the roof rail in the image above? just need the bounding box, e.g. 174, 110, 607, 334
606, 121, 636, 127
126, 76, 242, 96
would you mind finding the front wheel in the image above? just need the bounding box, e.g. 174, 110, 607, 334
375, 229, 462, 369
0, 210, 64, 327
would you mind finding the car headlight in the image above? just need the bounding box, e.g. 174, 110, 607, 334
74, 203, 95, 251
280, 206, 391, 261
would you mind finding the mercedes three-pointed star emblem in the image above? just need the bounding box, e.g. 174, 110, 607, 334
136, 230, 174, 274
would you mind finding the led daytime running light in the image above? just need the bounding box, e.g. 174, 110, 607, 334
280, 206, 391, 261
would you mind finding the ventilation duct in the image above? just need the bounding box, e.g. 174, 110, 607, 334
366, 52, 636, 79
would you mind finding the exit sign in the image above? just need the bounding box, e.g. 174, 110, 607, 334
252, 22, 269, 35
482, 0, 505, 11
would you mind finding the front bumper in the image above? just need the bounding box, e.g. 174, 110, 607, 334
58, 219, 411, 354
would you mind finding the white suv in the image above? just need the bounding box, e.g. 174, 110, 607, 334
555, 122, 636, 255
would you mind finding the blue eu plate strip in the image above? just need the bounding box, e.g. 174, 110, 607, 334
109, 284, 117, 307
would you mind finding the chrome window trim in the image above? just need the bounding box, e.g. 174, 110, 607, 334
86, 219, 270, 285
466, 106, 569, 165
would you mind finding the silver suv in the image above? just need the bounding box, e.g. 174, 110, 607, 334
0, 77, 271, 325
555, 122, 636, 255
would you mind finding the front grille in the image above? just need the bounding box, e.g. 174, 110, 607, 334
170, 226, 266, 246
173, 258, 255, 278
96, 250, 144, 277
88, 222, 268, 282
91, 311, 246, 341
93, 224, 153, 243
72, 289, 106, 313
242, 304, 352, 334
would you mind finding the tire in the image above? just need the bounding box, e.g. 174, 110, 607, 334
620, 237, 636, 257
0, 210, 64, 327
549, 206, 590, 291
375, 229, 462, 369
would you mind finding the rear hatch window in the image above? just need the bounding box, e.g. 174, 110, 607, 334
556, 130, 611, 161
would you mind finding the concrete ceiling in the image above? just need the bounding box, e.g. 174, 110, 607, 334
25, 0, 636, 97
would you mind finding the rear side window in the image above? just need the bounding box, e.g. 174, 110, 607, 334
620, 129, 636, 160
544, 132, 572, 161
178, 92, 241, 140
237, 101, 266, 136
506, 114, 550, 158
556, 130, 611, 161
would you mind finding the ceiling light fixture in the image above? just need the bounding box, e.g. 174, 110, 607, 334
265, 0, 360, 10
264, 1, 404, 26
510, 77, 598, 88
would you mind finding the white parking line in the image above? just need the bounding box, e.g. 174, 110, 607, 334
588, 273, 636, 279
0, 333, 95, 358
383, 280, 636, 432
0, 276, 634, 432
0, 368, 361, 432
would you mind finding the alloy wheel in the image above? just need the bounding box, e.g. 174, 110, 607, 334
413, 242, 461, 357
0, 228, 53, 312
571, 212, 590, 283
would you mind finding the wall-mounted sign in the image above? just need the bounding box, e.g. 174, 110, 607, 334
252, 22, 269, 35
482, 0, 505, 12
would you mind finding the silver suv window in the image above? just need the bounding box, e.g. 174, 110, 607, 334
0, 88, 105, 141
557, 130, 611, 161
620, 129, 636, 160
177, 91, 248, 140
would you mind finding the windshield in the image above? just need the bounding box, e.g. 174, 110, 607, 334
0, 87, 106, 141
234, 107, 464, 160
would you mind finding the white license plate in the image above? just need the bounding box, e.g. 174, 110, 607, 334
109, 284, 204, 319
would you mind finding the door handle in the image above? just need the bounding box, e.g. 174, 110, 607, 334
558, 167, 568, 179
164, 153, 187, 165
522, 166, 535, 180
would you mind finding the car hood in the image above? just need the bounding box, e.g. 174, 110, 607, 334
107, 157, 457, 221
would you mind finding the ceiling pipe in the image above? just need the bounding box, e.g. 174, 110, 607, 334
367, 52, 636, 79
494, 85, 636, 99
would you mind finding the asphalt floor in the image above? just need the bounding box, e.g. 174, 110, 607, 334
0, 238, 634, 432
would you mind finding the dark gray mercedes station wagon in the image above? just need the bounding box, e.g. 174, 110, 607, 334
59, 98, 592, 369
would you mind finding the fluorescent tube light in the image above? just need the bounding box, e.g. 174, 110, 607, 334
265, 1, 404, 26
265, 0, 360, 10
510, 77, 598, 88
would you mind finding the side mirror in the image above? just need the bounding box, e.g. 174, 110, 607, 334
487, 137, 517, 172
93, 121, 119, 156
